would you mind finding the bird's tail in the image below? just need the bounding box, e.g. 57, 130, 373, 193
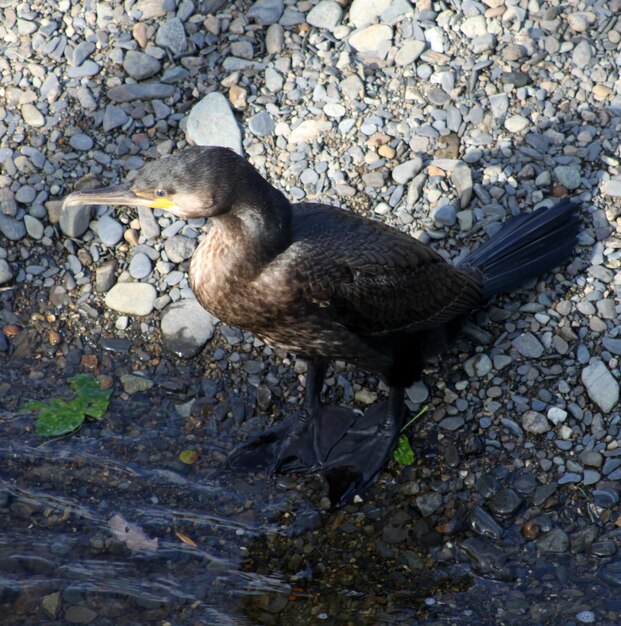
461, 199, 580, 300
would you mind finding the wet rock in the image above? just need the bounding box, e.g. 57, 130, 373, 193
416, 492, 443, 517
120, 374, 154, 394
488, 488, 523, 516
161, 299, 216, 358
470, 506, 504, 539
41, 592, 61, 619
65, 605, 98, 624
457, 537, 513, 581
536, 528, 569, 553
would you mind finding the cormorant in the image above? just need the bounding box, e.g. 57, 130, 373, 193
63, 146, 580, 504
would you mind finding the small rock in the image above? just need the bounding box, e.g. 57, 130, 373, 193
155, 17, 187, 55
289, 120, 331, 144
452, 165, 473, 208
164, 235, 195, 263
512, 333, 544, 358
522, 410, 550, 434
105, 283, 157, 316
24, 215, 44, 240
103, 104, 129, 132
581, 360, 619, 413
349, 24, 393, 59
307, 0, 343, 32
464, 353, 492, 377
129, 253, 152, 279
431, 204, 457, 227
186, 92, 242, 155
120, 374, 154, 395
0, 259, 12, 284
69, 133, 94, 151
537, 528, 569, 553
247, 0, 284, 25
249, 111, 274, 136
97, 216, 124, 247
21, 103, 45, 127
547, 407, 567, 425
395, 40, 425, 66
572, 40, 592, 68
265, 23, 284, 53
554, 165, 581, 190
348, 0, 391, 28
504, 115, 529, 133
123, 51, 161, 81
0, 215, 27, 240
392, 158, 422, 184
107, 83, 175, 102
161, 299, 217, 358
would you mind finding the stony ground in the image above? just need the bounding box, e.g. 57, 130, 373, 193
1, 0, 621, 624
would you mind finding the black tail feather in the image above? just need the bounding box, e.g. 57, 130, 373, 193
461, 199, 580, 300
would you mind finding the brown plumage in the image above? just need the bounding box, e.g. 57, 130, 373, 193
62, 146, 580, 504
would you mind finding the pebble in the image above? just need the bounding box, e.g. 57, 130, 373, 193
504, 115, 529, 133
392, 158, 422, 185
164, 236, 195, 263
103, 105, 129, 132
0, 259, 12, 284
97, 216, 124, 247
349, 24, 393, 59
24, 216, 44, 240
488, 488, 523, 516
129, 253, 152, 279
120, 374, 154, 395
156, 17, 187, 55
247, 0, 284, 25
572, 40, 592, 68
522, 410, 550, 434
307, 1, 343, 32
348, 0, 390, 28
464, 354, 492, 377
105, 283, 157, 316
0, 215, 27, 240
395, 40, 425, 66
123, 51, 161, 81
512, 333, 544, 358
69, 134, 94, 151
107, 83, 175, 102
537, 529, 569, 553
60, 205, 92, 238
186, 92, 243, 155
21, 104, 45, 127
249, 111, 275, 137
554, 166, 581, 190
581, 360, 619, 413
161, 299, 217, 358
431, 204, 457, 227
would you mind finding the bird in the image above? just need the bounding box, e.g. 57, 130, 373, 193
62, 145, 580, 505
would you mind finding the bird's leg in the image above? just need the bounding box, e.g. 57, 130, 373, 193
227, 358, 356, 473
320, 386, 406, 505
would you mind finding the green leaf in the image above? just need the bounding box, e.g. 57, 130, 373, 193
179, 450, 199, 465
393, 434, 414, 465
26, 374, 112, 437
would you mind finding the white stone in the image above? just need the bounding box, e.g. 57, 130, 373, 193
307, 0, 343, 32
288, 120, 331, 144
105, 283, 157, 316
461, 16, 487, 37
348, 0, 391, 28
504, 115, 529, 133
186, 92, 242, 155
349, 24, 393, 58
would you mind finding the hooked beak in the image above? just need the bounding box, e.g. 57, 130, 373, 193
62, 184, 165, 211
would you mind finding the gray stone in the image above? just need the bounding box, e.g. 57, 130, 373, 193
165, 235, 195, 263
249, 111, 275, 136
69, 133, 94, 151
431, 204, 457, 227
134, 0, 169, 19
602, 179, 621, 198
129, 253, 152, 279
572, 39, 592, 68
247, 0, 284, 25
349, 24, 393, 59
554, 165, 581, 190
581, 360, 619, 413
504, 115, 529, 133
72, 41, 96, 67
537, 528, 569, 553
307, 1, 342, 32
60, 205, 92, 238
15, 186, 36, 204
41, 73, 61, 103
0, 259, 12, 284
24, 215, 44, 239
452, 165, 473, 208
392, 158, 422, 185
464, 353, 492, 377
602, 336, 621, 355
265, 23, 284, 54
395, 40, 425, 66
97, 216, 124, 246
96, 260, 116, 292
349, 0, 390, 28
522, 410, 550, 434
489, 94, 509, 119
67, 61, 101, 78
406, 380, 429, 404
105, 283, 157, 316
21, 103, 45, 127
512, 333, 544, 358
186, 92, 242, 155
120, 374, 154, 394
155, 18, 187, 55
0, 215, 27, 240
103, 104, 129, 131
161, 299, 217, 358
264, 67, 283, 92
107, 83, 175, 102
123, 51, 161, 81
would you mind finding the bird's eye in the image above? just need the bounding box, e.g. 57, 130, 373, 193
155, 189, 167, 197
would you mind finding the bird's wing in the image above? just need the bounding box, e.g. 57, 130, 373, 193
288, 204, 484, 335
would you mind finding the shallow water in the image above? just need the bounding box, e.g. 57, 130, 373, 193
2, 359, 621, 625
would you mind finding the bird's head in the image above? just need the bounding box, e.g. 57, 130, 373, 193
62, 146, 253, 220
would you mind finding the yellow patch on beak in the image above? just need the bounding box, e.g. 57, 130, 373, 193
149, 197, 176, 209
